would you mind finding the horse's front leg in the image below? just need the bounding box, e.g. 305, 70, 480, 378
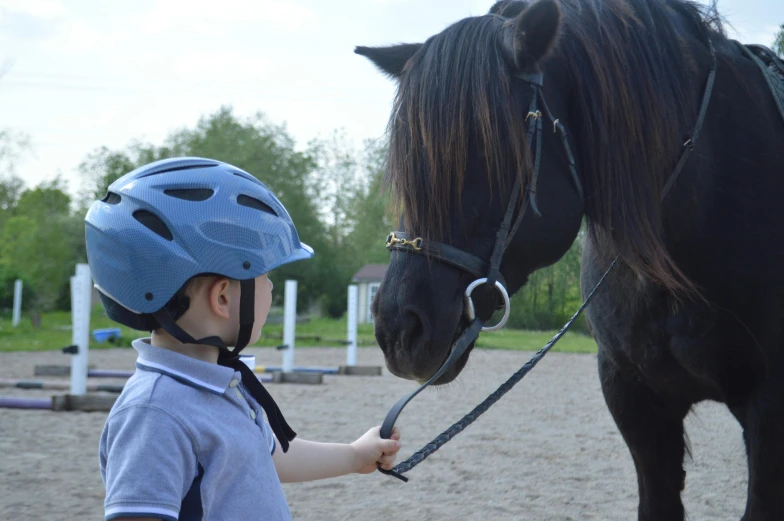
731, 353, 784, 521
598, 348, 690, 521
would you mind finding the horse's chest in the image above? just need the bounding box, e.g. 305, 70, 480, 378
585, 271, 728, 402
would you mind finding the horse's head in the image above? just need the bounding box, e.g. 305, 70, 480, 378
356, 0, 584, 384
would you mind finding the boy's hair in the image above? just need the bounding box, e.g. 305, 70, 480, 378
163, 274, 226, 323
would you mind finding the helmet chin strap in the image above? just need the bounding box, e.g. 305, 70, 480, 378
152, 278, 296, 452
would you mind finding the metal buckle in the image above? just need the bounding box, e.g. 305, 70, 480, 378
386, 232, 423, 251
525, 110, 542, 122
463, 278, 511, 332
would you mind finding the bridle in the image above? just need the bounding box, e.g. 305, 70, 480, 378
385, 68, 584, 332
377, 15, 717, 482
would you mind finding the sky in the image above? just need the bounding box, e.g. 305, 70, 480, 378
0, 0, 781, 197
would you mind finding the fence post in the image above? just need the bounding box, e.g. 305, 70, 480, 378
347, 285, 358, 366
70, 264, 92, 396
282, 280, 297, 373
12, 279, 22, 327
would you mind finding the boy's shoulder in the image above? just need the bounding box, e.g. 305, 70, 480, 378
108, 366, 205, 424
106, 339, 242, 435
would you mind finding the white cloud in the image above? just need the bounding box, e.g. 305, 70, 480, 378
39, 17, 102, 51
172, 52, 272, 80
0, 0, 65, 18
140, 0, 317, 34
730, 23, 780, 46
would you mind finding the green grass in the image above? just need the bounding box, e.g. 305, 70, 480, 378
259, 316, 597, 353
0, 307, 142, 352
473, 326, 597, 353
0, 306, 598, 354
256, 316, 378, 347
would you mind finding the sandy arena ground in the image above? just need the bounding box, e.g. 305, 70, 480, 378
0, 346, 748, 520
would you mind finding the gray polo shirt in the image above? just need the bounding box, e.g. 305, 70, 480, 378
99, 339, 292, 521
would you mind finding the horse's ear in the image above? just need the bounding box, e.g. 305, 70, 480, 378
354, 43, 423, 79
489, 0, 526, 18
501, 0, 561, 69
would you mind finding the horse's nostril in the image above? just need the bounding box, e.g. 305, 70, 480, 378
401, 307, 429, 350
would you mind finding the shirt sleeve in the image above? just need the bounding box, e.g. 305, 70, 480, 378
99, 405, 199, 521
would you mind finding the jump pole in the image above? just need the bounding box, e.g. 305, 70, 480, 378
0, 395, 127, 411
0, 397, 50, 409
0, 378, 124, 393
32, 365, 275, 382
34, 366, 135, 378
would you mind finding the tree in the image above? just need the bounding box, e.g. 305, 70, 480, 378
15, 177, 71, 218
79, 106, 337, 314
77, 146, 136, 210
775, 24, 784, 58
0, 130, 29, 227
341, 139, 395, 266
0, 175, 23, 211
505, 225, 588, 333
0, 178, 80, 312
0, 129, 31, 176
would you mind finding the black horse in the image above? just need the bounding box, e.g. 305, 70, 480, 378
356, 0, 784, 519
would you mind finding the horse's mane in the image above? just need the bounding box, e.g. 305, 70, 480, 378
385, 0, 728, 295
386, 13, 531, 243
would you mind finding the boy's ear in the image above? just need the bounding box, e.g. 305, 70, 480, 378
206, 277, 234, 320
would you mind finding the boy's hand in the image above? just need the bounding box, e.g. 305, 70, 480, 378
350, 426, 402, 474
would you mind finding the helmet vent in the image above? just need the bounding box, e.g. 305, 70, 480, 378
237, 194, 277, 215
139, 162, 219, 178
233, 171, 263, 186
133, 210, 174, 241
164, 188, 214, 201
101, 192, 122, 205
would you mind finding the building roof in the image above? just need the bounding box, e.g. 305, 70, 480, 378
351, 263, 388, 282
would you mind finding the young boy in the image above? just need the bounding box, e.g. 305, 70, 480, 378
85, 157, 401, 521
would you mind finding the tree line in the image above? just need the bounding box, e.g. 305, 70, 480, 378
0, 106, 589, 331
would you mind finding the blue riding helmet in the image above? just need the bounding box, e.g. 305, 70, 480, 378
84, 156, 314, 327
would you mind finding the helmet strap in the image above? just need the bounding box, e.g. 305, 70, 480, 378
151, 278, 297, 452
152, 307, 225, 350
233, 278, 256, 353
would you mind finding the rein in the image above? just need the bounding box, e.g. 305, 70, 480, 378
377, 33, 717, 483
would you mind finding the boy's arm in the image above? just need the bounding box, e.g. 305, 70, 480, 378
101, 406, 197, 521
272, 427, 401, 483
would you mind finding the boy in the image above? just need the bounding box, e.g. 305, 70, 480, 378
85, 157, 401, 521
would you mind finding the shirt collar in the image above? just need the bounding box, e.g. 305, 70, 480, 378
132, 338, 236, 395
